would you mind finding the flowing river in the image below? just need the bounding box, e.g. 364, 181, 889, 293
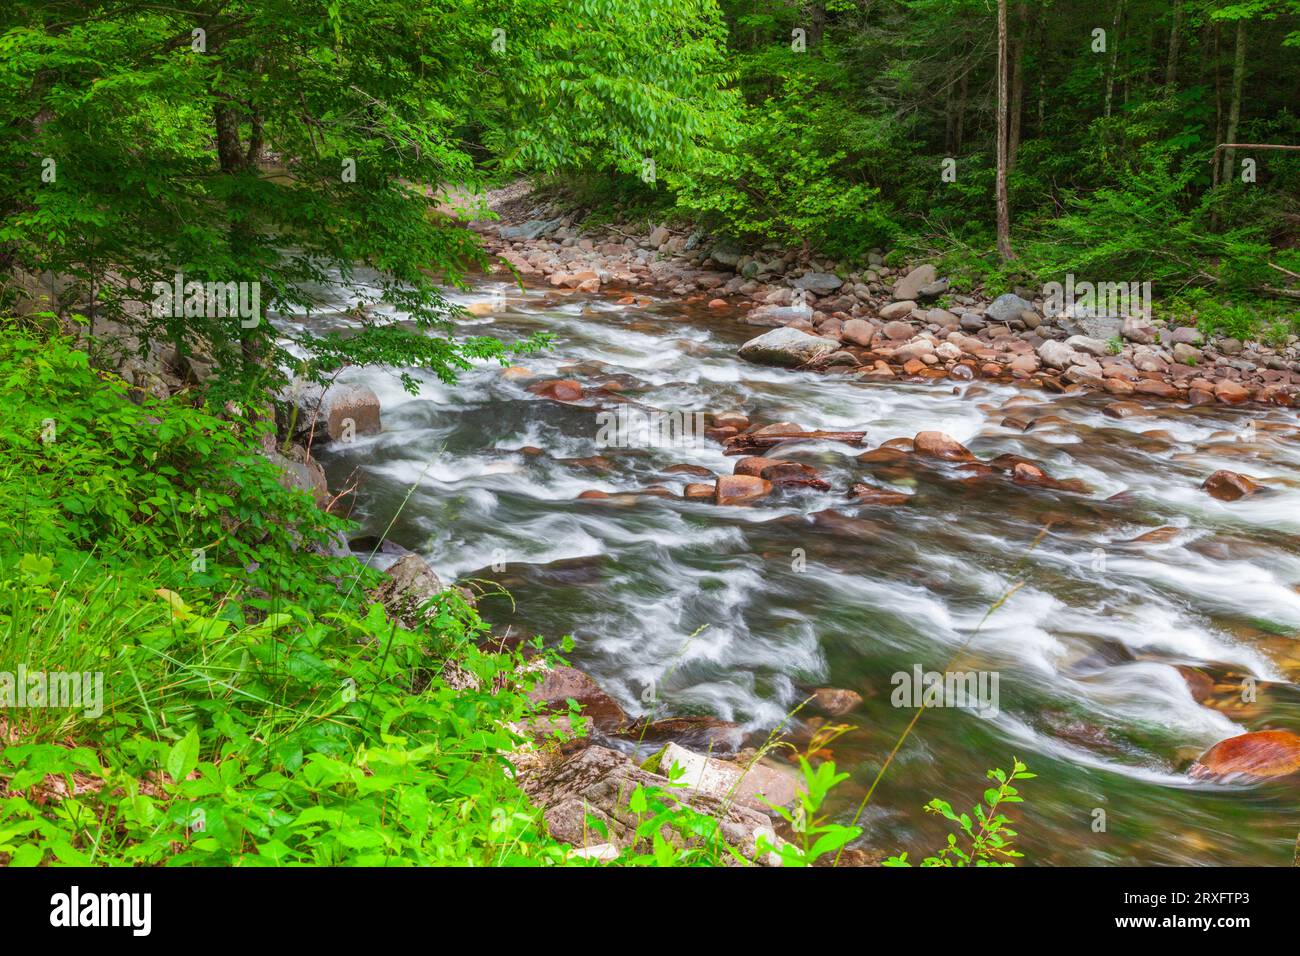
280, 271, 1300, 866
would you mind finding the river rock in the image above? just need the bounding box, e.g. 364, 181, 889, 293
1121, 315, 1156, 344
734, 456, 783, 477
839, 318, 877, 347
515, 744, 782, 864
878, 301, 916, 322
1065, 335, 1110, 358
1201, 469, 1260, 501
527, 665, 630, 731
893, 338, 936, 363
499, 218, 562, 241
1037, 340, 1077, 370
369, 552, 444, 628
659, 742, 800, 811
738, 327, 840, 368
1102, 401, 1151, 419
891, 264, 937, 301
1214, 380, 1251, 404
744, 303, 814, 327
1190, 730, 1300, 781
987, 293, 1033, 325
715, 474, 772, 505
912, 431, 975, 461
793, 272, 843, 295
266, 442, 331, 509
529, 378, 585, 402
1167, 326, 1204, 346
809, 687, 864, 715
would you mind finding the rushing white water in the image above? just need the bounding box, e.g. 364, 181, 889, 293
280, 273, 1300, 864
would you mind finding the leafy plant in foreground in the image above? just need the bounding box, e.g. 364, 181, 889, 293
884, 758, 1034, 867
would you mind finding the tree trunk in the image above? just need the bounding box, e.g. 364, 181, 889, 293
1165, 0, 1182, 90
1008, 2, 1026, 172
1104, 0, 1123, 118
954, 68, 969, 153
1220, 19, 1247, 185
1212, 22, 1223, 188
995, 0, 1014, 261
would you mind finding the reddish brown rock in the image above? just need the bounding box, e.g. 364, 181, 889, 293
712, 412, 751, 430
1201, 470, 1260, 501
528, 379, 584, 402
849, 483, 911, 505
809, 687, 863, 716
912, 431, 975, 461
1190, 730, 1300, 780
734, 456, 785, 477
1134, 379, 1180, 399
1102, 401, 1151, 420
714, 474, 772, 505
663, 463, 714, 478
760, 461, 825, 484
527, 666, 630, 731
1214, 380, 1251, 404
683, 482, 716, 499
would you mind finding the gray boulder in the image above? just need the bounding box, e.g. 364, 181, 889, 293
792, 272, 843, 295
891, 264, 937, 301
738, 327, 840, 367
987, 293, 1034, 325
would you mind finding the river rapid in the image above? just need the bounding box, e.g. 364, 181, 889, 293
280, 271, 1300, 866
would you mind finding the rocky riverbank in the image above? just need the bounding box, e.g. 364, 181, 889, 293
473, 187, 1300, 409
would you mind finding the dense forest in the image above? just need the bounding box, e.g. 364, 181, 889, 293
0, 0, 1298, 886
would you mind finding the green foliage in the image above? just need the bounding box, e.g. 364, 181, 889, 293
671, 81, 897, 257
0, 332, 577, 866
884, 759, 1035, 868
1161, 287, 1300, 344
0, 0, 735, 394
759, 757, 862, 867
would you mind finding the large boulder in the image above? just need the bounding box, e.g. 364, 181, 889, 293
498, 217, 562, 241
263, 441, 331, 509
714, 474, 772, 505
986, 293, 1034, 325
1191, 730, 1300, 781
737, 327, 840, 368
891, 264, 937, 301
526, 665, 630, 731
659, 742, 800, 811
322, 383, 381, 441
368, 552, 444, 627
283, 380, 382, 443
912, 431, 975, 461
1037, 339, 1077, 370
1201, 470, 1260, 501
792, 272, 843, 295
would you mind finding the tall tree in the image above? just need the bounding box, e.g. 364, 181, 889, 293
995, 0, 1014, 260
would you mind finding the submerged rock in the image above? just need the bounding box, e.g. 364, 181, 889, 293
1201, 470, 1260, 501
714, 474, 773, 505
912, 430, 975, 461
1191, 730, 1300, 781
